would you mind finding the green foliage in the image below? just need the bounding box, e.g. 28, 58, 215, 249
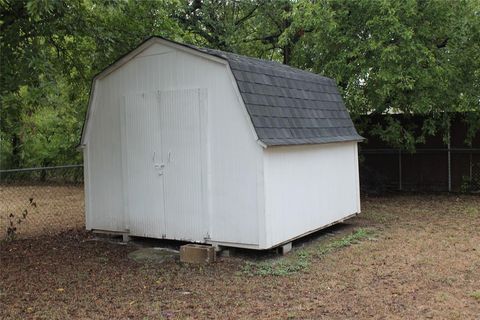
460, 172, 480, 194
242, 249, 311, 276
1, 0, 479, 168
470, 290, 480, 300
0, 0, 184, 168
316, 228, 373, 255
294, 0, 480, 149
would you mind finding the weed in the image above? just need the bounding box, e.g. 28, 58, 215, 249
435, 292, 450, 302
364, 210, 395, 224
4, 197, 37, 241
242, 228, 374, 276
97, 256, 109, 263
470, 290, 480, 300
244, 249, 311, 276
464, 207, 479, 217
316, 228, 374, 256
461, 174, 480, 193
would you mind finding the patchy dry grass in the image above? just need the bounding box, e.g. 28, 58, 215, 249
471, 291, 480, 300
242, 228, 375, 276
1, 194, 479, 319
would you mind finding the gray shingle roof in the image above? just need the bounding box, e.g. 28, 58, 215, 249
182, 43, 363, 146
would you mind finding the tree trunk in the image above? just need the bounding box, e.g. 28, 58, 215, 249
10, 133, 21, 169
283, 45, 292, 65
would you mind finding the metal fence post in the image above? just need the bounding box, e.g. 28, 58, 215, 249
398, 149, 402, 191
447, 140, 452, 193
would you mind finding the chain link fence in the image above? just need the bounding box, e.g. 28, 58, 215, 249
0, 165, 84, 241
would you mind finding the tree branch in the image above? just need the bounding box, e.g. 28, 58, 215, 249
235, 5, 258, 26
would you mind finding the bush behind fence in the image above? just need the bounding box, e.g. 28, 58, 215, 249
0, 165, 85, 241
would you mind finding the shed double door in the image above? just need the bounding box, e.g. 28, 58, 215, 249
122, 89, 206, 241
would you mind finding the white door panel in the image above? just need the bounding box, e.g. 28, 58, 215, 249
123, 93, 166, 237
122, 89, 206, 241
160, 89, 206, 241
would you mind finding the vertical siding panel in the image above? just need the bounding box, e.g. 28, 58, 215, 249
207, 67, 261, 246
161, 89, 205, 241
87, 83, 124, 231
123, 93, 165, 238
354, 143, 361, 213
198, 89, 210, 239
83, 147, 92, 229
264, 142, 360, 248
119, 97, 129, 230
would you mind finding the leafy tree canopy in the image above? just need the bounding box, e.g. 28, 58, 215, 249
1, 0, 479, 168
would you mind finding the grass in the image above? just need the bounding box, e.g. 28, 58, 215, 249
242, 250, 311, 276
470, 290, 480, 300
242, 228, 374, 276
465, 206, 479, 217
316, 227, 374, 255
2, 195, 480, 319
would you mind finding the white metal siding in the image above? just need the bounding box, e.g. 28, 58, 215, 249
263, 142, 360, 248
353, 143, 361, 213
85, 91, 125, 231
83, 147, 92, 229
160, 89, 207, 241
122, 92, 166, 238
205, 61, 262, 246
85, 42, 262, 245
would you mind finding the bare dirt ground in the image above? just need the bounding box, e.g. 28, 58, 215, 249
1, 195, 479, 319
0, 184, 84, 239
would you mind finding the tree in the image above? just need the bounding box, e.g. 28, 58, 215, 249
292, 0, 480, 149
1, 0, 479, 169
0, 0, 184, 168
1, 0, 92, 167
174, 0, 310, 64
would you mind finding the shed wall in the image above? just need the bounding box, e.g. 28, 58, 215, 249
85, 42, 263, 245
263, 142, 360, 248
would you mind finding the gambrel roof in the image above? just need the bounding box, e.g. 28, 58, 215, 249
81, 37, 363, 147
182, 43, 363, 146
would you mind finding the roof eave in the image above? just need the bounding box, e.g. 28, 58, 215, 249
262, 136, 365, 147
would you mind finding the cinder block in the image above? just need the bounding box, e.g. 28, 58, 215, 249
122, 234, 131, 243
280, 242, 292, 255
219, 248, 233, 257
180, 244, 216, 264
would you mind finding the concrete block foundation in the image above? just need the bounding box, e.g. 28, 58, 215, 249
180, 244, 216, 264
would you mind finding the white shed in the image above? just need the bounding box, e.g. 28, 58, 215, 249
79, 37, 363, 250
